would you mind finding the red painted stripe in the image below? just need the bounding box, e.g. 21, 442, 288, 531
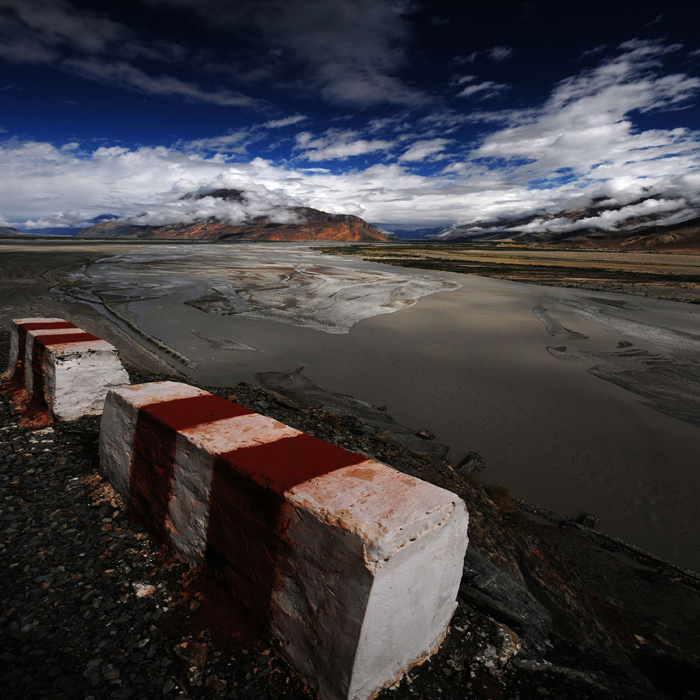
8, 322, 74, 387
140, 394, 253, 432
205, 456, 283, 633
219, 432, 366, 494
30, 337, 47, 405
129, 394, 253, 542
129, 409, 177, 544
19, 321, 75, 331
127, 390, 366, 635
205, 430, 365, 628
34, 332, 101, 347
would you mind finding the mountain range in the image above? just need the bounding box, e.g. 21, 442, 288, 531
75, 189, 387, 242
435, 195, 700, 251
6, 191, 700, 249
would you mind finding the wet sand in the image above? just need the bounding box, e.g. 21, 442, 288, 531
2, 241, 699, 570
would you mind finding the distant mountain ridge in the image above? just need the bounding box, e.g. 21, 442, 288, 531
437, 195, 700, 251
77, 190, 387, 242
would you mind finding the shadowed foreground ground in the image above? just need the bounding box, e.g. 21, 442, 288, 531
2, 334, 700, 699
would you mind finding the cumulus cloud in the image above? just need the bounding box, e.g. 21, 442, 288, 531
3, 41, 700, 231
0, 139, 472, 227
21, 209, 85, 229
130, 183, 306, 227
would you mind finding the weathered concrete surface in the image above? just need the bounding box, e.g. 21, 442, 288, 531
5, 318, 130, 421
99, 381, 469, 700
100, 381, 208, 502
274, 463, 469, 700
4, 318, 71, 385
22, 322, 129, 420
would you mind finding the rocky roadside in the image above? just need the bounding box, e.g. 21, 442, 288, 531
2, 331, 700, 700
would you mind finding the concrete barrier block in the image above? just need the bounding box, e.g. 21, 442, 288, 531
273, 464, 469, 700
5, 318, 73, 385
6, 318, 130, 420
100, 381, 208, 504
99, 381, 469, 700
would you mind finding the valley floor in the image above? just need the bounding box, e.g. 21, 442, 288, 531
317, 243, 700, 304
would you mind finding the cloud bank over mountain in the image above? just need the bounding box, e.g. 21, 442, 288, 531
1, 0, 700, 232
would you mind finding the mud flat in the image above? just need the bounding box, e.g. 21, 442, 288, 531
1, 240, 699, 571
319, 243, 700, 304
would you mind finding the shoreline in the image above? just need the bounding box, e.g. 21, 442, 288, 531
3, 335, 700, 698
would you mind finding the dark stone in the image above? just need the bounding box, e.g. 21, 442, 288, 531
577, 513, 601, 528
459, 550, 552, 654
456, 452, 486, 474
415, 429, 435, 441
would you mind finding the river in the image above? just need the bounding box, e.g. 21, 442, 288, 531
66, 242, 700, 571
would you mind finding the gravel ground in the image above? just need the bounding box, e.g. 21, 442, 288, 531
2, 330, 698, 700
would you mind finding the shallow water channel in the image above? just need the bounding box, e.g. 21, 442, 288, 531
69, 243, 700, 571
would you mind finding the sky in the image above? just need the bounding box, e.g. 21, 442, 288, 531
2, 0, 700, 231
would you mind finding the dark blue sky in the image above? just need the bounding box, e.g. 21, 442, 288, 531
2, 0, 700, 229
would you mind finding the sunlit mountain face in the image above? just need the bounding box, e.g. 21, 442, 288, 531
2, 0, 700, 234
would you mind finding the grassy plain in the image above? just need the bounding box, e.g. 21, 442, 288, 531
317, 243, 700, 304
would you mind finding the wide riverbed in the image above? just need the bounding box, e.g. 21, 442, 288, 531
66, 243, 700, 570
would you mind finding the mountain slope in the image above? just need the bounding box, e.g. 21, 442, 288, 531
76, 191, 387, 242
438, 195, 700, 251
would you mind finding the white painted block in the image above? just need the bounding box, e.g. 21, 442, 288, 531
171, 413, 302, 565
4, 318, 72, 384
100, 382, 208, 501
272, 462, 469, 700
16, 323, 130, 420
24, 327, 99, 397
98, 381, 469, 700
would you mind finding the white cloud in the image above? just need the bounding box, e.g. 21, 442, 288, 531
399, 138, 451, 161
130, 183, 306, 226
488, 46, 513, 61
294, 129, 395, 161
455, 45, 513, 64
178, 130, 261, 154
264, 115, 308, 128
473, 41, 700, 177
21, 209, 85, 229
457, 80, 509, 99
2, 41, 700, 231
